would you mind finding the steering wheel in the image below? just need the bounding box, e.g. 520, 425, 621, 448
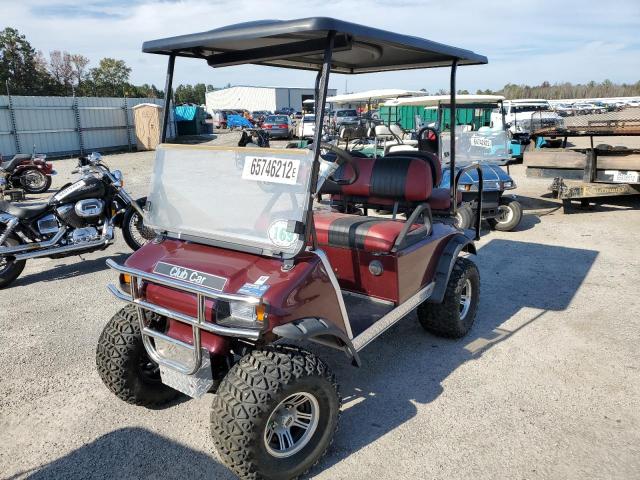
315, 142, 360, 186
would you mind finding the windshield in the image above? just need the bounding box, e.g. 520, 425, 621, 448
146, 145, 316, 257
440, 127, 510, 165
266, 115, 288, 123
303, 115, 315, 122
336, 110, 357, 117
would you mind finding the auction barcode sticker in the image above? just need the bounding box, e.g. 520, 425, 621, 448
242, 156, 300, 185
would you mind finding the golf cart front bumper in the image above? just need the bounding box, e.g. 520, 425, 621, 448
105, 259, 261, 396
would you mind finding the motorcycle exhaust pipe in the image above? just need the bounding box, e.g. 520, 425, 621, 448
14, 234, 114, 261
0, 226, 68, 255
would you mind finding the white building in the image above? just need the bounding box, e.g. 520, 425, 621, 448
205, 86, 337, 113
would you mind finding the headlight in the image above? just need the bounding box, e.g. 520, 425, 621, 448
459, 183, 477, 192
502, 180, 516, 190
216, 301, 266, 329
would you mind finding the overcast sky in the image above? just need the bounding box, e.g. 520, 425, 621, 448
4, 0, 640, 93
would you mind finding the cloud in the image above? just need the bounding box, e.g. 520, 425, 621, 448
4, 0, 640, 93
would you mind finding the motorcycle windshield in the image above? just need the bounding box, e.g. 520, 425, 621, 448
145, 145, 316, 257
439, 128, 510, 165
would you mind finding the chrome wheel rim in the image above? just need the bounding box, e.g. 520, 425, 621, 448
128, 212, 155, 248
23, 171, 46, 189
460, 279, 472, 320
264, 392, 320, 458
496, 205, 513, 224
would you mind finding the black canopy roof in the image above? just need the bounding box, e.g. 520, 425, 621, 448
142, 17, 487, 74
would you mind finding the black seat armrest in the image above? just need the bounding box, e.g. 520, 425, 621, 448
391, 203, 432, 252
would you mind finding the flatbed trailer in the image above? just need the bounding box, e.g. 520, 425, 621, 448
525, 121, 640, 212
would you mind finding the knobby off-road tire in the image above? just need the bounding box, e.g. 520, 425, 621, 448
0, 234, 26, 289
210, 345, 340, 480
96, 305, 179, 406
418, 257, 480, 338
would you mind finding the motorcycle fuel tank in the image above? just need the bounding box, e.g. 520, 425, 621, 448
49, 176, 106, 206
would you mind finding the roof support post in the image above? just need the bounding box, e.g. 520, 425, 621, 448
449, 59, 458, 215
304, 30, 335, 250
160, 54, 175, 143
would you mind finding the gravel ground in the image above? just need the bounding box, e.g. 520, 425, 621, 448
1, 146, 639, 480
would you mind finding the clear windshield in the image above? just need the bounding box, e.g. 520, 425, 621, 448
439, 127, 510, 165
145, 145, 316, 257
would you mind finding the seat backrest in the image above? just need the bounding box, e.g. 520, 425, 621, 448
374, 124, 393, 138
385, 150, 441, 186
389, 124, 404, 138
320, 156, 432, 203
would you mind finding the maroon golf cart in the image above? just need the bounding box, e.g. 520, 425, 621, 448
96, 18, 487, 480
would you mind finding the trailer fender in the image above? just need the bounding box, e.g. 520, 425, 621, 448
428, 233, 476, 304
273, 317, 361, 367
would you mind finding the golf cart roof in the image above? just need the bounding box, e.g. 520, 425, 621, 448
382, 94, 504, 107
326, 89, 424, 104
142, 17, 488, 73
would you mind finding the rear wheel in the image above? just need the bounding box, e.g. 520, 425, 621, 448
20, 170, 51, 193
0, 234, 26, 288
210, 345, 340, 480
487, 197, 522, 231
96, 305, 179, 406
418, 257, 480, 338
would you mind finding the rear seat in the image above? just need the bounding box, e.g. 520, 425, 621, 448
320, 152, 460, 212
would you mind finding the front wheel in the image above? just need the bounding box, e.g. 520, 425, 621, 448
20, 170, 51, 194
454, 203, 474, 230
122, 196, 155, 251
0, 234, 26, 288
487, 197, 522, 231
96, 305, 179, 406
210, 345, 340, 480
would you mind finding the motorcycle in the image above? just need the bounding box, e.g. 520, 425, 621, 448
0, 153, 56, 194
0, 152, 155, 288
238, 127, 270, 148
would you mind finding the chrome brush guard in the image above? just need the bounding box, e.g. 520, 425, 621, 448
105, 258, 261, 377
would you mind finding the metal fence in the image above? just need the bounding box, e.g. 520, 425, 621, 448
0, 95, 174, 158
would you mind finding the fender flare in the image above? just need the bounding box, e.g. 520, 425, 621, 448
272, 317, 361, 367
428, 233, 476, 304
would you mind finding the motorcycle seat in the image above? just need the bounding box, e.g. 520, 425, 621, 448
0, 199, 49, 219
1, 154, 31, 172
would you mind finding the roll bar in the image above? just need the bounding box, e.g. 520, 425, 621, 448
154, 21, 484, 252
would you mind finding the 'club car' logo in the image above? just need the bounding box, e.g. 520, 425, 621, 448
153, 262, 227, 291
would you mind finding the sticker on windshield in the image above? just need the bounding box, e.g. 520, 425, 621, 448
242, 156, 300, 185
470, 136, 492, 148
268, 220, 298, 248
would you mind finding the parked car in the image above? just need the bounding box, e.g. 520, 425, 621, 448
275, 107, 295, 115
296, 114, 316, 139
262, 114, 294, 138
332, 108, 359, 127
251, 110, 271, 124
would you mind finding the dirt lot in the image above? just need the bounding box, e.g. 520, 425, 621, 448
1, 147, 639, 480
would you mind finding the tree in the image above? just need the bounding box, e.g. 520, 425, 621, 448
0, 27, 53, 95
89, 58, 131, 96
174, 83, 206, 104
